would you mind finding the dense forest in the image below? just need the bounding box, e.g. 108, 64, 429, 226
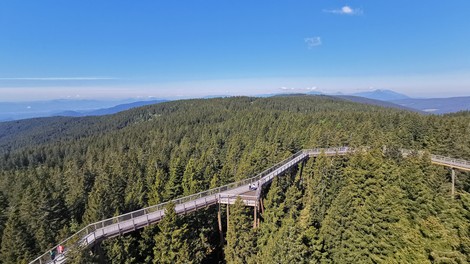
0, 96, 469, 263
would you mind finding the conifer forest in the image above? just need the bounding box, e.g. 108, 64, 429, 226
0, 96, 469, 264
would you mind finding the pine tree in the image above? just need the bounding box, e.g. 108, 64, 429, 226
0, 192, 8, 246
0, 208, 35, 264
164, 158, 185, 199
182, 157, 203, 195
224, 198, 256, 264
153, 202, 191, 264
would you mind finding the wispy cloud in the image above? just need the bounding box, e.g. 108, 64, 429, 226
0, 77, 117, 81
323, 6, 363, 15
280, 87, 295, 91
305, 37, 322, 49
279, 86, 319, 92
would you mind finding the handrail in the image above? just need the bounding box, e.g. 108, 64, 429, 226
401, 149, 470, 168
431, 154, 470, 167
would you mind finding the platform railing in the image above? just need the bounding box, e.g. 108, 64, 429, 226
431, 154, 470, 168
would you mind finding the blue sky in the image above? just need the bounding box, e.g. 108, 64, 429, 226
1, 0, 469, 101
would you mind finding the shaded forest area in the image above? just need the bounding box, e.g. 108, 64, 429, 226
0, 96, 469, 263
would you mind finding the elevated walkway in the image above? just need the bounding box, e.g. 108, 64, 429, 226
431, 154, 470, 171
30, 147, 470, 264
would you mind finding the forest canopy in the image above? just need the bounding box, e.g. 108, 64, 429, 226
0, 96, 469, 263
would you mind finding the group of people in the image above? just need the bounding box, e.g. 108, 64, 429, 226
49, 245, 64, 261
249, 182, 258, 190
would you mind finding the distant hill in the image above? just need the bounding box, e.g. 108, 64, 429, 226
352, 89, 409, 101
348, 89, 470, 114
0, 99, 166, 121
391, 96, 470, 114
55, 100, 167, 117
334, 95, 425, 114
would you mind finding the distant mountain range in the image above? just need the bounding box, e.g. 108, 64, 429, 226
0, 99, 167, 121
333, 95, 425, 114
351, 89, 410, 101
304, 89, 468, 114
54, 100, 167, 117
0, 89, 469, 122
390, 97, 470, 114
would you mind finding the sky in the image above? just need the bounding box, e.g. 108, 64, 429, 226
1, 0, 470, 101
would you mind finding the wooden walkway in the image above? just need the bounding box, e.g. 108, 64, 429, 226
30, 147, 469, 264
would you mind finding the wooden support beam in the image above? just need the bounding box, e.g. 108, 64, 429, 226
451, 168, 456, 198
260, 198, 265, 215
299, 159, 306, 181
253, 205, 257, 229
226, 203, 230, 230
217, 203, 224, 246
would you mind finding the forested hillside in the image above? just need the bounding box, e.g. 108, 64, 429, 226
0, 96, 469, 263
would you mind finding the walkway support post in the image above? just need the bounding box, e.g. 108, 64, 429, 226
451, 168, 456, 198
260, 198, 265, 215
253, 205, 257, 229
217, 203, 224, 246
299, 159, 306, 181
226, 203, 230, 230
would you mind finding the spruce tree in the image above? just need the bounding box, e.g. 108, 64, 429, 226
0, 208, 35, 264
153, 202, 191, 264
224, 198, 256, 264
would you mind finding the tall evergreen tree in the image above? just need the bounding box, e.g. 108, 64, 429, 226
0, 208, 35, 264
153, 202, 191, 264
224, 198, 256, 264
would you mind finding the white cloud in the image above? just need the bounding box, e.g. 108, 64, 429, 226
323, 6, 363, 15
0, 77, 117, 81
279, 86, 320, 92
305, 37, 322, 48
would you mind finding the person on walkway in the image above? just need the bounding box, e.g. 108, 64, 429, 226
57, 245, 64, 254
50, 250, 56, 261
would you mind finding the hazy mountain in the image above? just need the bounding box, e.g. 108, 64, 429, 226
202, 95, 231, 99
55, 100, 167, 117
352, 89, 410, 101
334, 95, 425, 114
348, 89, 470, 114
391, 96, 470, 114
0, 99, 166, 121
